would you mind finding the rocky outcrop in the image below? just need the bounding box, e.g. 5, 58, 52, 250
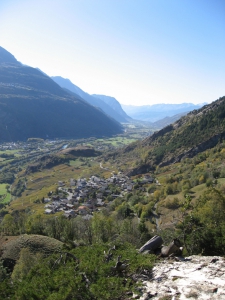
160, 238, 182, 257
139, 255, 225, 299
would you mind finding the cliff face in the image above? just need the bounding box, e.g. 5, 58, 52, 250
139, 255, 225, 300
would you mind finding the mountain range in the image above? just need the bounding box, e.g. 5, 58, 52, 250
51, 76, 131, 123
51, 76, 206, 128
0, 47, 122, 142
122, 103, 206, 122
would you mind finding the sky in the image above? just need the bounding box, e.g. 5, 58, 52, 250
0, 0, 224, 106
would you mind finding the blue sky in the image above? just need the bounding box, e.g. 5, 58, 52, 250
0, 0, 224, 105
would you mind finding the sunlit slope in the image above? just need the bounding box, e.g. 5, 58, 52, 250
111, 96, 225, 174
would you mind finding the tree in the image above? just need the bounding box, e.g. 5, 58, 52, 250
1, 214, 17, 235
177, 188, 225, 255
11, 248, 42, 281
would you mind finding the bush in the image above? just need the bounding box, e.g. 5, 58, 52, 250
7, 243, 155, 300
164, 197, 180, 209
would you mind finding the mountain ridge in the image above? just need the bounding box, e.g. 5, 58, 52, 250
92, 94, 131, 122
51, 76, 131, 123
0, 47, 122, 142
0, 46, 20, 64
122, 102, 206, 122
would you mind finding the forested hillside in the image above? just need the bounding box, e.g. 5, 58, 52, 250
110, 96, 225, 175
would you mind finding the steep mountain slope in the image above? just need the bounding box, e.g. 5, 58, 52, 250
112, 96, 225, 175
0, 47, 122, 142
122, 103, 205, 122
51, 76, 131, 123
92, 94, 131, 122
0, 47, 19, 64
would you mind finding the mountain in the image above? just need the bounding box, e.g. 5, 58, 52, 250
122, 103, 206, 122
92, 94, 131, 122
0, 47, 122, 142
51, 76, 131, 123
112, 96, 225, 175
151, 112, 187, 129
0, 47, 19, 64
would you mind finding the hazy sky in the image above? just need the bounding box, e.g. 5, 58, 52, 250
0, 0, 224, 105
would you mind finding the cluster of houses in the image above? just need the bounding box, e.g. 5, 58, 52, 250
44, 172, 154, 219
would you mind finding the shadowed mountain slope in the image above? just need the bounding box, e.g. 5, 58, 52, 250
0, 47, 122, 142
92, 94, 131, 122
51, 76, 131, 123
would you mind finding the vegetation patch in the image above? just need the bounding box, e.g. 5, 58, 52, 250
0, 184, 11, 204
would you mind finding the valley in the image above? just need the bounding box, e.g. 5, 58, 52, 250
2, 112, 225, 245
1, 95, 225, 299
0, 47, 225, 299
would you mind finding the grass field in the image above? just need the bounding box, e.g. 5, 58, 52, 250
94, 137, 136, 147
0, 183, 11, 204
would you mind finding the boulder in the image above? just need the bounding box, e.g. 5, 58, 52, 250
160, 238, 182, 257
139, 235, 163, 253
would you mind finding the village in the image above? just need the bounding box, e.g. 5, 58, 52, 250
43, 172, 154, 219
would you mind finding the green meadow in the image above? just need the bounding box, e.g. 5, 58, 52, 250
0, 183, 11, 204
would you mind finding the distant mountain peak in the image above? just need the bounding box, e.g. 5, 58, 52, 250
0, 46, 20, 64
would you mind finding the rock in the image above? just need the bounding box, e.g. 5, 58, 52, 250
138, 255, 225, 299
160, 238, 182, 257
139, 235, 163, 253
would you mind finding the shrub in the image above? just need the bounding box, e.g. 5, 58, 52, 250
164, 197, 180, 209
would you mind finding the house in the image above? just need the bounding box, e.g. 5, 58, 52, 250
72, 192, 79, 198
66, 203, 74, 209
96, 199, 105, 207
96, 193, 103, 199
60, 198, 69, 204
77, 205, 89, 215
64, 210, 76, 218
44, 204, 52, 209
70, 179, 76, 186
144, 174, 154, 182
43, 198, 51, 203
